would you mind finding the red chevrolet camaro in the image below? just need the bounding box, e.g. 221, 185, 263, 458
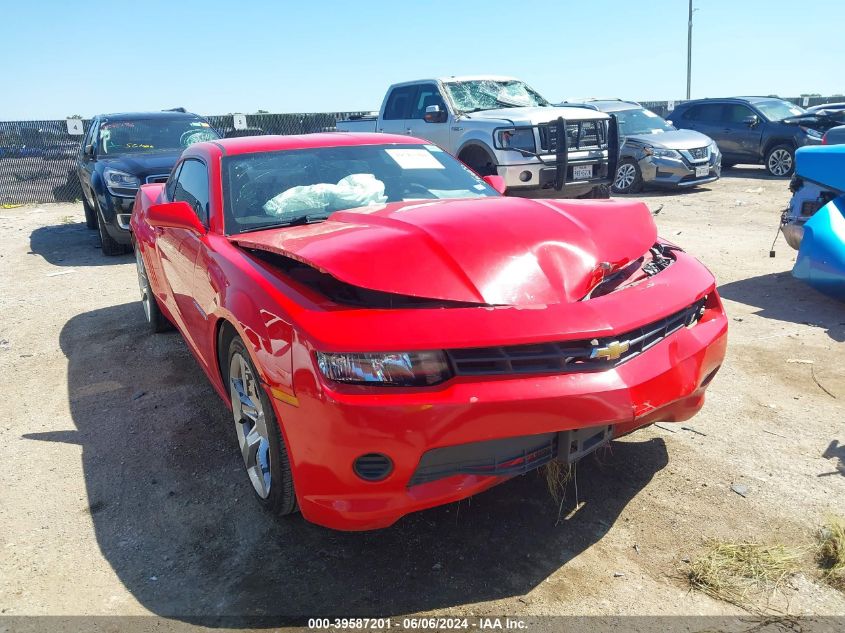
130, 132, 727, 531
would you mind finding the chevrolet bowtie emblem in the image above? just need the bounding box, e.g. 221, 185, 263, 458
591, 340, 630, 361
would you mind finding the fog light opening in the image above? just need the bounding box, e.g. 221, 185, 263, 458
519, 170, 532, 182
353, 453, 393, 482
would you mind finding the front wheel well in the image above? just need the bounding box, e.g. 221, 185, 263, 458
457, 143, 498, 177
215, 318, 239, 402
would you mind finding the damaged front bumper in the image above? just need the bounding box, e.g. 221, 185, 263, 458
277, 268, 727, 530
782, 178, 835, 250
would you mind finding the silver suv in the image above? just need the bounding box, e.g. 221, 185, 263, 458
565, 100, 721, 193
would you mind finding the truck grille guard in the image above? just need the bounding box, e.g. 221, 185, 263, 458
493, 115, 619, 191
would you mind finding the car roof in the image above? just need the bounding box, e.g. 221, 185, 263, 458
808, 102, 845, 111
677, 96, 789, 107
565, 99, 642, 112
190, 132, 427, 157
96, 111, 206, 121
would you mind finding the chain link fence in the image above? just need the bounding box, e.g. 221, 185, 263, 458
0, 112, 369, 205
1, 98, 843, 205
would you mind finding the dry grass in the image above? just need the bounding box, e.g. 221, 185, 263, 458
543, 460, 573, 504
817, 516, 845, 590
686, 540, 803, 611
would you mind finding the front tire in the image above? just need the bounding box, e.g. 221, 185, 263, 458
227, 337, 298, 516
81, 193, 97, 229
96, 202, 129, 256
135, 247, 172, 333
612, 159, 643, 194
765, 144, 795, 177
581, 183, 611, 198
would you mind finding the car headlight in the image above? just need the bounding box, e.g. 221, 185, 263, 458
800, 126, 823, 140
316, 351, 451, 386
104, 168, 141, 194
644, 146, 682, 159
495, 128, 536, 153
709, 141, 720, 155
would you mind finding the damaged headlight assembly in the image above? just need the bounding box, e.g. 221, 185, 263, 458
316, 351, 451, 386
495, 128, 536, 153
104, 168, 141, 195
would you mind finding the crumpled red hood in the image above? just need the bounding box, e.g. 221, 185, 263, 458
230, 197, 657, 306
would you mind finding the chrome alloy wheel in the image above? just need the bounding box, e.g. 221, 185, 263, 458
767, 148, 793, 176
230, 352, 272, 498
614, 162, 637, 190
135, 249, 151, 323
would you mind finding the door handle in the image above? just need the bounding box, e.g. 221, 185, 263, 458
405, 128, 413, 135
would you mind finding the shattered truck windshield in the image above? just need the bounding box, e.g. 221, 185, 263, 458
443, 80, 551, 112
222, 143, 498, 235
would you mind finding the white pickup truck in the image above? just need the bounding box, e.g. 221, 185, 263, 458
337, 75, 618, 197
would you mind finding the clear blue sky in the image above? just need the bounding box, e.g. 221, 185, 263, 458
2, 0, 843, 120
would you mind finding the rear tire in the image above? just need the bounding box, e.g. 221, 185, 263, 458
227, 337, 298, 517
765, 144, 795, 177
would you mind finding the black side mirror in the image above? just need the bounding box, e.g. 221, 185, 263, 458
742, 115, 760, 128
424, 105, 447, 123
84, 144, 95, 158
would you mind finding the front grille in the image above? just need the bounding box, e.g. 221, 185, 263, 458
539, 120, 606, 152
688, 147, 708, 160
446, 298, 706, 377
145, 174, 169, 184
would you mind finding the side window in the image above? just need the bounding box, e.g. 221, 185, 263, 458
81, 119, 98, 154
684, 104, 723, 122
410, 84, 446, 119
383, 86, 417, 120
724, 104, 754, 123
165, 162, 182, 202
172, 159, 209, 225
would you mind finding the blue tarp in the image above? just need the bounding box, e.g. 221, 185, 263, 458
793, 195, 845, 301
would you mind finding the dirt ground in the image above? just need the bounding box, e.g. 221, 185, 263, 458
1, 167, 844, 625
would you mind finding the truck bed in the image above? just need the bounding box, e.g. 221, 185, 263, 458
336, 114, 379, 133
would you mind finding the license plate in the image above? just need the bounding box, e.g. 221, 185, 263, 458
572, 165, 593, 180
695, 165, 709, 178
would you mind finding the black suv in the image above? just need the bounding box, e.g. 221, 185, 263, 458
76, 110, 219, 255
668, 97, 823, 177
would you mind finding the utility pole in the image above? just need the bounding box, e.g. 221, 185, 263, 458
686, 0, 693, 100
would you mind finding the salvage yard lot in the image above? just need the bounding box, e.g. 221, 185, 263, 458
1, 168, 844, 620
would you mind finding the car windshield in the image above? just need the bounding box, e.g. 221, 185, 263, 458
98, 117, 219, 155
754, 100, 806, 122
443, 80, 550, 112
222, 143, 498, 235
615, 107, 675, 135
